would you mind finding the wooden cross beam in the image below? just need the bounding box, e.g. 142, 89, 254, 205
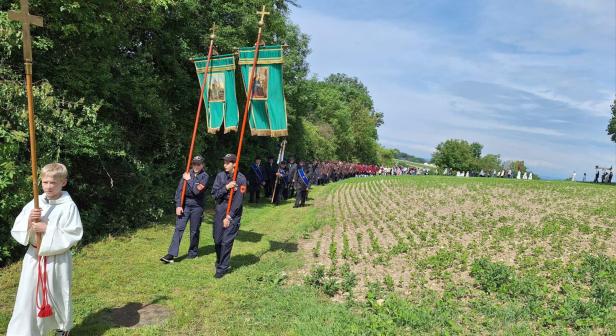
8, 0, 44, 64
257, 5, 270, 27
6, 0, 45, 253
209, 23, 217, 40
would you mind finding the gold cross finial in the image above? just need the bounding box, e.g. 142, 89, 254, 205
257, 5, 270, 27
209, 23, 217, 40
8, 0, 44, 64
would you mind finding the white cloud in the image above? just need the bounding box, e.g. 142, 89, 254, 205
290, 3, 615, 178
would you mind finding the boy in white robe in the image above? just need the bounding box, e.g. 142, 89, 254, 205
7, 163, 83, 336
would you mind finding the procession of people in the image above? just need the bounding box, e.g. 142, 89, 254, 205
592, 167, 613, 184
154, 153, 384, 278
4, 1, 615, 335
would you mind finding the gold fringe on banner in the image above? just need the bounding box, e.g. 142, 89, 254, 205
270, 129, 288, 137
250, 129, 272, 136
224, 126, 238, 134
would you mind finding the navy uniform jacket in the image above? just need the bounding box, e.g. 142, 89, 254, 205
277, 167, 289, 185
211, 171, 248, 221
293, 166, 310, 191
265, 163, 278, 183
248, 163, 266, 186
175, 170, 209, 208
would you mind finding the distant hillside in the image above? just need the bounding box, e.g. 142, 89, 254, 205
392, 149, 428, 163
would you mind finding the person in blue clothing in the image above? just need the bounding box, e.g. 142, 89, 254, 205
248, 157, 266, 203
293, 160, 310, 208
211, 154, 248, 278
161, 155, 209, 263
273, 161, 289, 205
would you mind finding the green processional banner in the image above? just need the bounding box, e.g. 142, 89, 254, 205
194, 54, 239, 134
238, 45, 288, 137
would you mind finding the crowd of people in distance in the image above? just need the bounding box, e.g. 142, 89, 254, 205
441, 168, 535, 180
593, 168, 614, 183
577, 168, 614, 183
377, 166, 432, 176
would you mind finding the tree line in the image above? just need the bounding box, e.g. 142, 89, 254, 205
431, 139, 529, 174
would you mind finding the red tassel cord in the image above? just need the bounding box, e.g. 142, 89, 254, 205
36, 256, 53, 318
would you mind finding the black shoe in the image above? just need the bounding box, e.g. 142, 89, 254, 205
186, 254, 198, 260
214, 272, 225, 279
160, 254, 174, 264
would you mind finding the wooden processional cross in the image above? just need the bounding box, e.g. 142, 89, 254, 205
8, 0, 44, 249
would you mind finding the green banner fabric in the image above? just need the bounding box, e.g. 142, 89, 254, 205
238, 45, 288, 137
193, 54, 239, 134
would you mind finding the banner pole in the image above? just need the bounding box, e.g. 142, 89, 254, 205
271, 140, 287, 203
226, 6, 270, 216
180, 24, 217, 208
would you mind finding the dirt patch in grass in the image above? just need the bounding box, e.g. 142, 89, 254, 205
103, 303, 172, 328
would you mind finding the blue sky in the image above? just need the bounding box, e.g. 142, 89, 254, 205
289, 0, 615, 179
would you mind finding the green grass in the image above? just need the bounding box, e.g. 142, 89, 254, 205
0, 185, 368, 335
0, 176, 615, 335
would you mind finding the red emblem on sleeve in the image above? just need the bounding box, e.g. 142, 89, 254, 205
240, 185, 247, 194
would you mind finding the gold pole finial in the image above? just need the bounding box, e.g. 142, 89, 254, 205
257, 5, 270, 27
209, 23, 217, 40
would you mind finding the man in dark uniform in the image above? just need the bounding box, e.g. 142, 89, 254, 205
311, 161, 320, 185
287, 157, 297, 198
248, 157, 265, 203
265, 156, 277, 197
161, 155, 209, 263
293, 159, 310, 208
273, 161, 289, 205
211, 154, 248, 278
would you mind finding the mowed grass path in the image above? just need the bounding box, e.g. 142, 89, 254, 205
0, 176, 615, 335
0, 185, 363, 335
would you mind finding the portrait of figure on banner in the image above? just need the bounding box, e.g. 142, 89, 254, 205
253, 67, 269, 99
208, 72, 226, 102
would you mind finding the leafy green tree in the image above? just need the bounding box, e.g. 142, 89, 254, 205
470, 142, 483, 159
0, 71, 118, 263
502, 160, 527, 173
478, 154, 502, 173
608, 98, 616, 142
432, 139, 475, 171
298, 74, 383, 164
377, 147, 396, 166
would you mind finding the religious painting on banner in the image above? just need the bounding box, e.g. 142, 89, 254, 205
239, 45, 288, 137
208, 72, 226, 102
253, 67, 269, 99
194, 54, 239, 134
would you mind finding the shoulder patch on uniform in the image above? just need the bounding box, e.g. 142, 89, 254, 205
240, 185, 247, 194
